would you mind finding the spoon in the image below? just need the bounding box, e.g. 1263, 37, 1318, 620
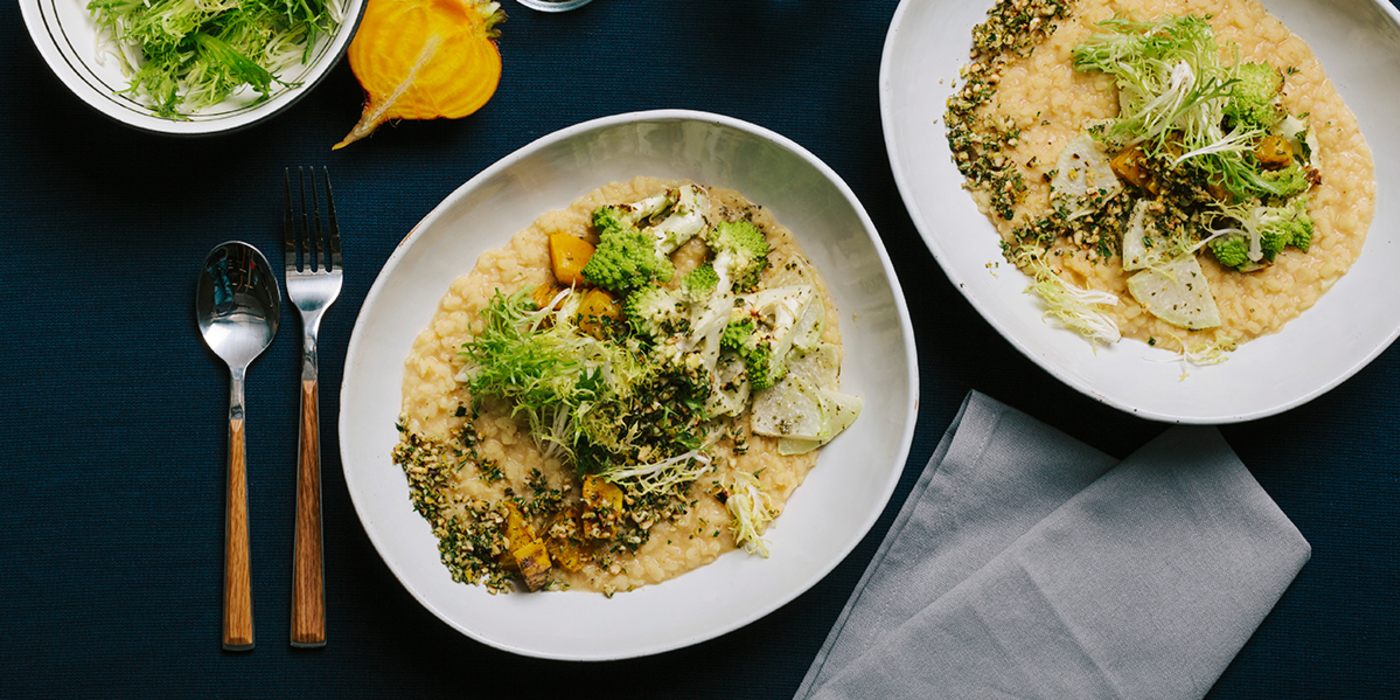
196, 241, 280, 651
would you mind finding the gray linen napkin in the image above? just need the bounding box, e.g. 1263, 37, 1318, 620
795, 390, 1310, 700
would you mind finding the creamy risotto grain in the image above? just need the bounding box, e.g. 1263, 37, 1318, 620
397, 176, 842, 594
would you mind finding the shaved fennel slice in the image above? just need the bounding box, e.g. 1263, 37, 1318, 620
750, 374, 824, 440
765, 256, 826, 351
783, 342, 841, 387
707, 353, 751, 418
751, 342, 862, 453
1051, 133, 1122, 214
750, 346, 838, 439
1126, 254, 1223, 330
1121, 200, 1168, 271
777, 389, 864, 456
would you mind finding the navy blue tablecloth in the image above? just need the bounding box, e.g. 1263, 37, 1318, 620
1, 1, 1396, 697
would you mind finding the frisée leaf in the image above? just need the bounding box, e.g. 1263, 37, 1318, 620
87, 0, 340, 118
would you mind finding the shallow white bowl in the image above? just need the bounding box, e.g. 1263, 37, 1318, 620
20, 0, 365, 134
881, 0, 1400, 423
338, 110, 918, 660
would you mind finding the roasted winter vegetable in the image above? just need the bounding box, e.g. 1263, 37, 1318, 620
335, 0, 505, 148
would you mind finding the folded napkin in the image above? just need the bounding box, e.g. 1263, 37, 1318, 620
795, 391, 1310, 700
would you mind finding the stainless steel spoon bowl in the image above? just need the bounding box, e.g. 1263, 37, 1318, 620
196, 241, 280, 651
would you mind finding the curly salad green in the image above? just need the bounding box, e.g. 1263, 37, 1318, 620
86, 0, 341, 118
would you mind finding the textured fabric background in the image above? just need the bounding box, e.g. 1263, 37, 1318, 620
1, 1, 1396, 697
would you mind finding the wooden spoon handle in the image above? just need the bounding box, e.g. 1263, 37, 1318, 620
291, 379, 326, 648
224, 418, 254, 651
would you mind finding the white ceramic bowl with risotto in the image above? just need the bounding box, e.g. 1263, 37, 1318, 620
20, 0, 365, 134
339, 110, 918, 659
882, 0, 1400, 423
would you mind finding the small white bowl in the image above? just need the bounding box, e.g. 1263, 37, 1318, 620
20, 0, 366, 135
881, 0, 1400, 423
338, 110, 918, 659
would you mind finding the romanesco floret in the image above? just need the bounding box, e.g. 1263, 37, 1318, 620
593, 192, 671, 231
722, 327, 780, 390
582, 207, 676, 292
742, 349, 782, 391
583, 186, 715, 293
724, 285, 818, 390
720, 318, 756, 353
1248, 162, 1313, 198
706, 221, 771, 293
1225, 62, 1283, 129
624, 284, 689, 340
1288, 217, 1314, 253
680, 264, 719, 301
1209, 235, 1252, 269
591, 205, 635, 236
1210, 197, 1314, 269
1257, 199, 1314, 259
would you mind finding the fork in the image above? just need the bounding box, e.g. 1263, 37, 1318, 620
283, 167, 342, 648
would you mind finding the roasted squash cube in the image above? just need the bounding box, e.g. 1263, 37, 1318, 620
549, 233, 595, 286
544, 507, 590, 573
1110, 146, 1153, 191
1254, 135, 1293, 169
576, 288, 622, 339
580, 475, 626, 540
503, 502, 552, 591
532, 283, 567, 311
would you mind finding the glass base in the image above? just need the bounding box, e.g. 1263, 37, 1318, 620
515, 0, 593, 11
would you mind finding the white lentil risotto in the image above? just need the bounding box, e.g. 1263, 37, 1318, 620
946, 0, 1375, 358
393, 177, 861, 595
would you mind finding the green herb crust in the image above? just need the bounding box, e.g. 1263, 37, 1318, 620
945, 0, 1074, 221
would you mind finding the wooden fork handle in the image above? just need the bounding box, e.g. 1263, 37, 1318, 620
291, 379, 327, 648
224, 418, 254, 651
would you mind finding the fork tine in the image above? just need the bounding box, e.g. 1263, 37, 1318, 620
298, 167, 309, 271
296, 166, 314, 273
321, 168, 342, 271
284, 167, 341, 275
307, 166, 325, 273
283, 168, 298, 272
